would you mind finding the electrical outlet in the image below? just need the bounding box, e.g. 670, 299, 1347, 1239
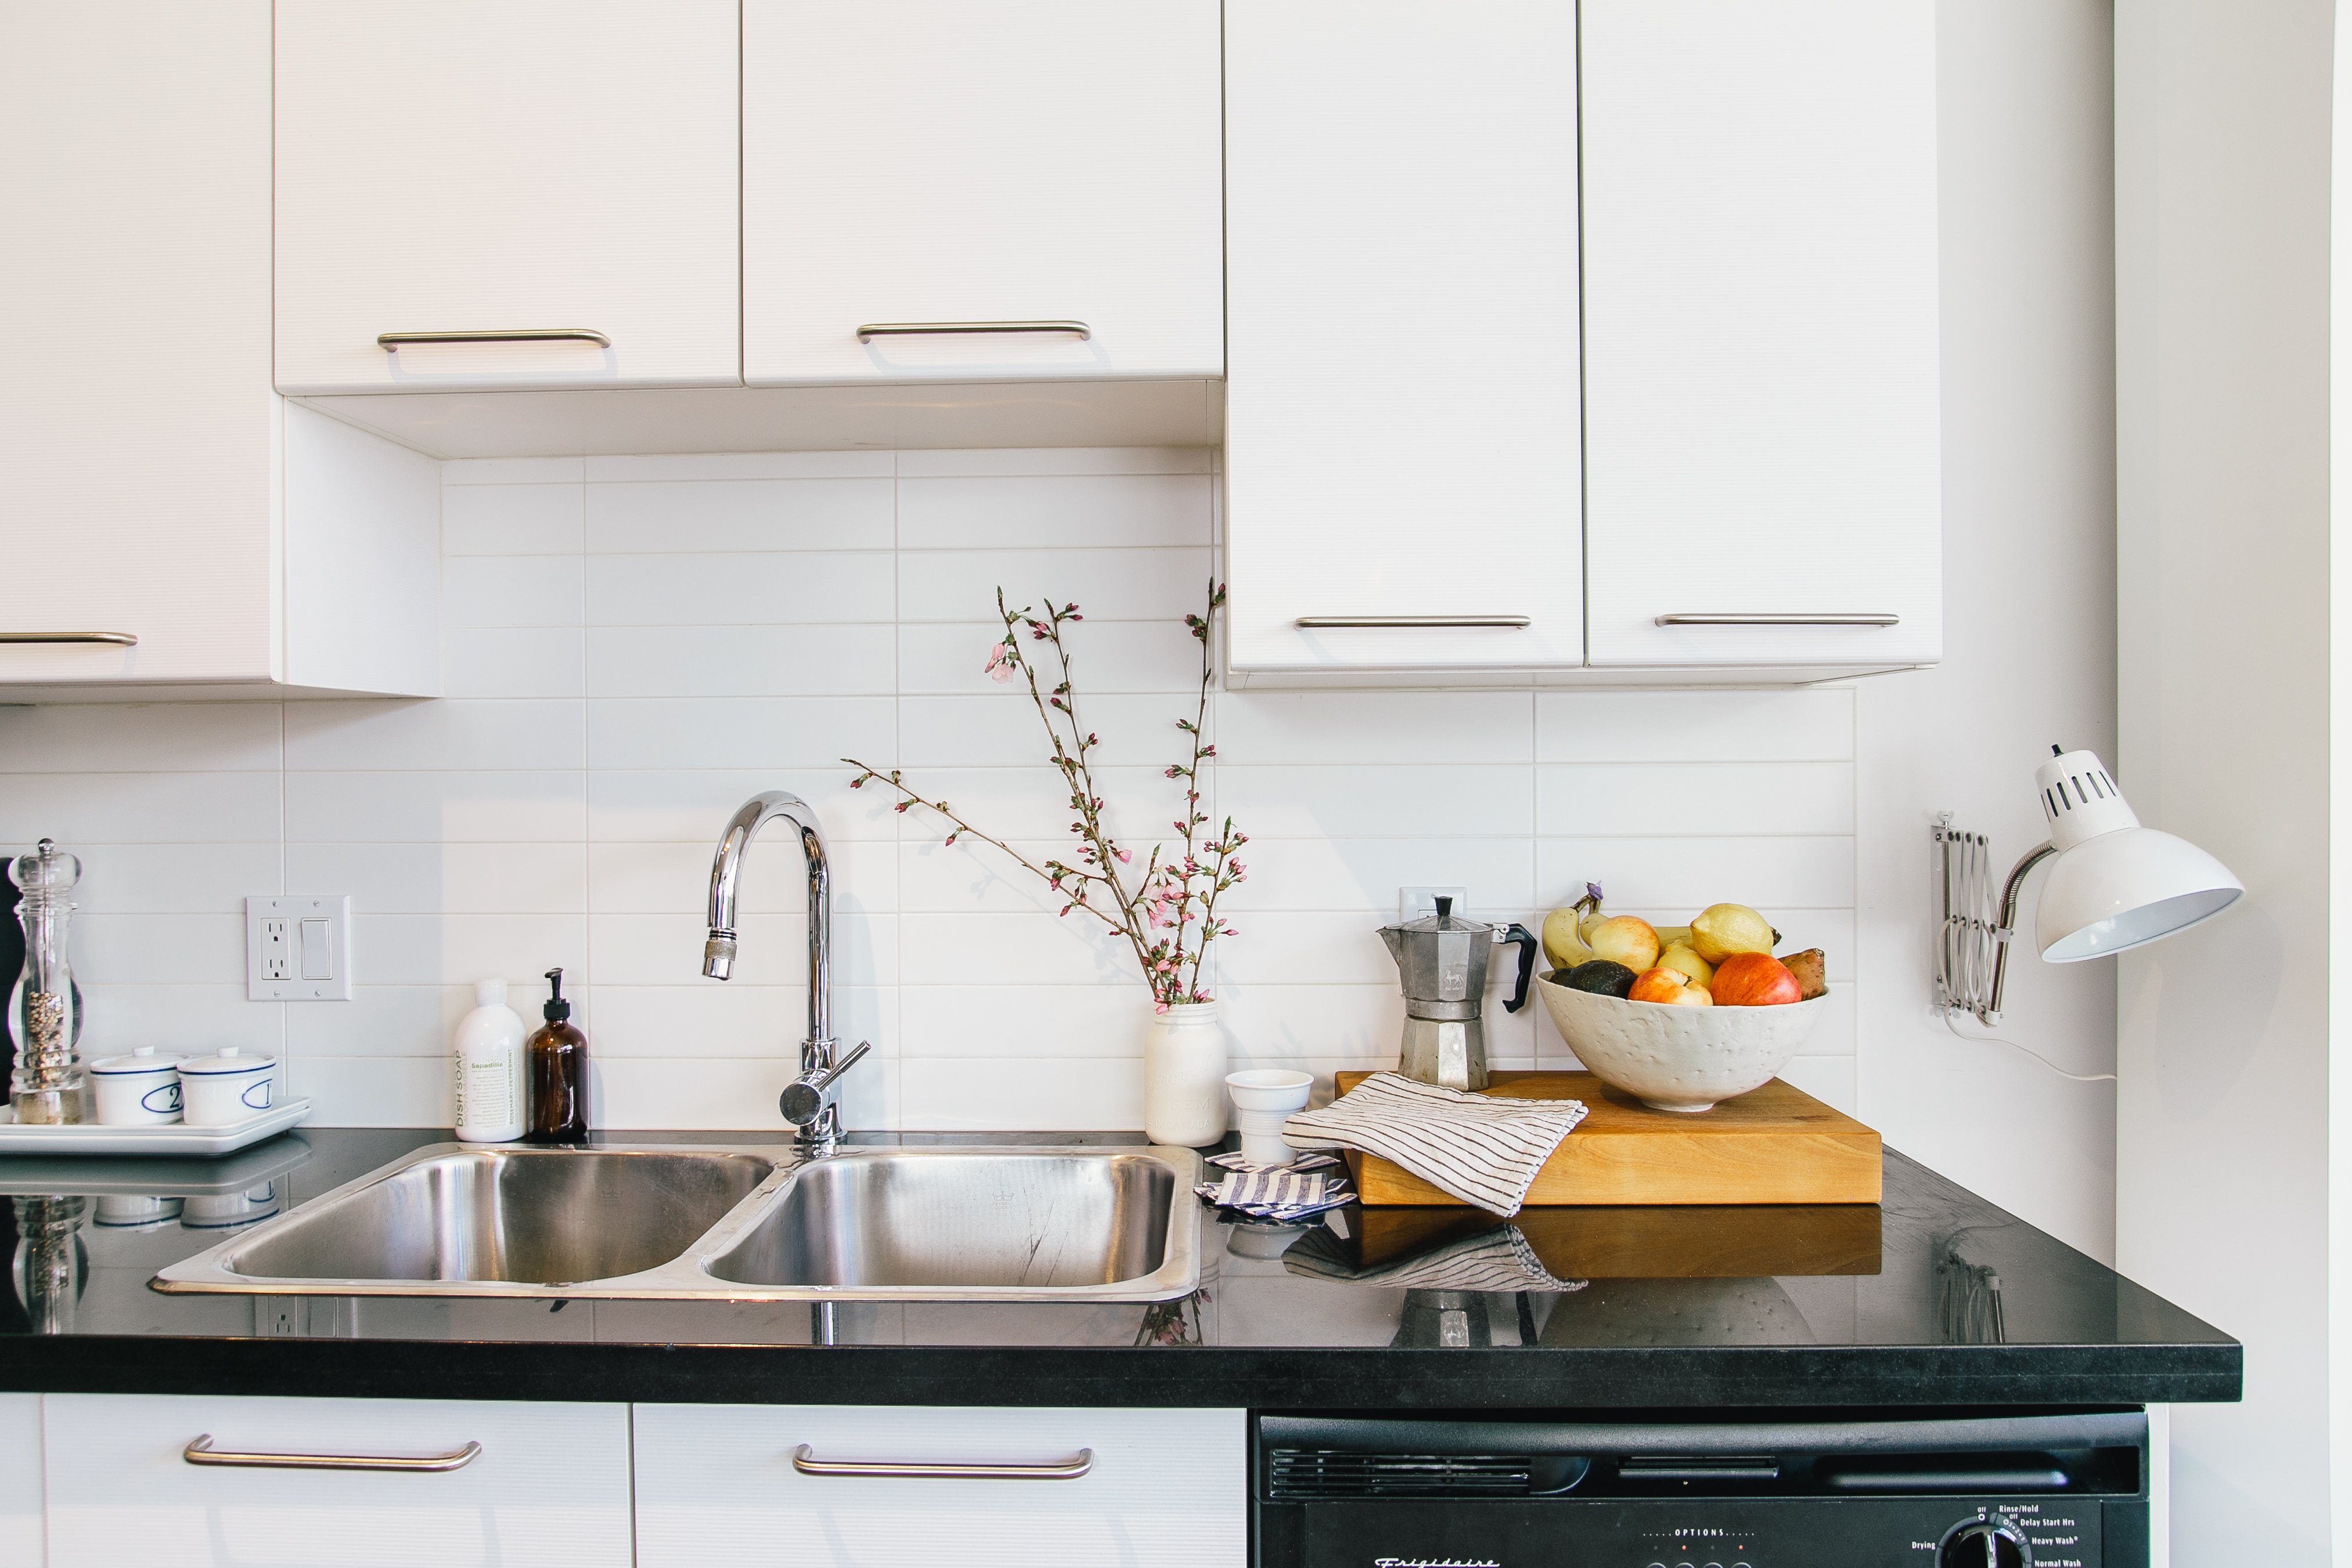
247, 895, 352, 1001
257, 1299, 308, 1337
1399, 886, 1469, 920
258, 918, 291, 980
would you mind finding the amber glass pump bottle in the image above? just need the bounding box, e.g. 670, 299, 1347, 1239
525, 967, 589, 1143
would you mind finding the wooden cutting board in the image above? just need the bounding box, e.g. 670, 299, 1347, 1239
1332, 1070, 1881, 1207
1351, 1202, 1883, 1277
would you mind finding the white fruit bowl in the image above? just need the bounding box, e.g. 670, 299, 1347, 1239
1533, 971, 1828, 1113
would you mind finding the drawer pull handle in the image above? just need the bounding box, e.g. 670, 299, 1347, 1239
379, 329, 610, 351
0, 632, 137, 646
791, 1443, 1093, 1481
856, 320, 1092, 343
1295, 615, 1532, 629
183, 1434, 484, 1472
1654, 612, 1900, 628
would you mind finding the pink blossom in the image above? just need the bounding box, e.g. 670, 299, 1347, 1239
1115, 848, 1132, 863
984, 643, 1017, 684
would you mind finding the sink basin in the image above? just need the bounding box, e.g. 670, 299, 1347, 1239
217, 1147, 777, 1284
152, 1142, 1200, 1303
703, 1149, 1184, 1295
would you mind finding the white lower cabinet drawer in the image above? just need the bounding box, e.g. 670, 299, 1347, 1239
43, 1393, 632, 1567
633, 1403, 1247, 1568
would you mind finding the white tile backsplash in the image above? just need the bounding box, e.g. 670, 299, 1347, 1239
0, 446, 1860, 1127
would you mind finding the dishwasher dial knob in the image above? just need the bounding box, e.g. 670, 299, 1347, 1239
1939, 1521, 2030, 1568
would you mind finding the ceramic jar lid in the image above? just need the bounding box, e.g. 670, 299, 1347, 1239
87, 1046, 186, 1076
179, 1047, 277, 1076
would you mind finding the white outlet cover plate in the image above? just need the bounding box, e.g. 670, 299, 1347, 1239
246, 895, 352, 1001
1398, 886, 1469, 921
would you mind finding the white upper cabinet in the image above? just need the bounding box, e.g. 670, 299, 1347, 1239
1579, 0, 1942, 671
274, 0, 740, 395
1223, 0, 1585, 675
0, 0, 436, 697
741, 0, 1224, 385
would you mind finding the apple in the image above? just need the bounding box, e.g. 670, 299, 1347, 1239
1586, 915, 1661, 974
1711, 951, 1802, 1007
1629, 967, 1713, 1007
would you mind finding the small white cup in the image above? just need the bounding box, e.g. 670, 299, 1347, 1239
88, 1048, 189, 1125
178, 1048, 278, 1127
1224, 1069, 1316, 1167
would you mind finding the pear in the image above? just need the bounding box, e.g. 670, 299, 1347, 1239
1689, 903, 1780, 964
1658, 942, 1715, 986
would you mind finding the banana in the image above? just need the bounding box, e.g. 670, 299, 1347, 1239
1541, 906, 1593, 969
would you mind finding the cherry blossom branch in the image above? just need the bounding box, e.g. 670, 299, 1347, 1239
843, 578, 1244, 1011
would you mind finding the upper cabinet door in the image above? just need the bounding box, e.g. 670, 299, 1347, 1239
1580, 0, 1942, 669
274, 1, 740, 395
1223, 0, 1583, 673
741, 1, 1223, 385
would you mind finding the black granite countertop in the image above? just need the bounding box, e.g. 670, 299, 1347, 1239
0, 1128, 2237, 1412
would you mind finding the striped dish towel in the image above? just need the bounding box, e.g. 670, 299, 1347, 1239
1194, 1162, 1355, 1222
1281, 1072, 1589, 1217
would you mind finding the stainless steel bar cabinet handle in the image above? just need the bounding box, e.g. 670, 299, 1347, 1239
378, 329, 610, 351
183, 1433, 484, 1472
1294, 615, 1532, 629
0, 632, 137, 646
1653, 612, 1900, 627
855, 320, 1091, 343
791, 1444, 1094, 1480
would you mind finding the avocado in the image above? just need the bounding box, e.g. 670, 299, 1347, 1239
1562, 959, 1638, 999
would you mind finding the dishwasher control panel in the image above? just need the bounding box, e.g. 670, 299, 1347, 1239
1284, 1497, 2106, 1567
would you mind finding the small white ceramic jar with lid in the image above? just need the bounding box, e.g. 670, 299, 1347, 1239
87, 1048, 187, 1125
178, 1048, 278, 1126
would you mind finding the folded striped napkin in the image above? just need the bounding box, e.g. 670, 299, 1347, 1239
1281, 1072, 1589, 1217
1193, 1154, 1355, 1222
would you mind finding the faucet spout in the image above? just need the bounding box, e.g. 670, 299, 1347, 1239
704, 791, 864, 1151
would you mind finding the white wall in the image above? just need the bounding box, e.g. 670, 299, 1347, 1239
2116, 0, 2335, 1560
0, 447, 1861, 1131
1855, 0, 2123, 1264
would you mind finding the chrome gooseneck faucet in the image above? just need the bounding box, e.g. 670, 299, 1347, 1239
703, 791, 869, 1154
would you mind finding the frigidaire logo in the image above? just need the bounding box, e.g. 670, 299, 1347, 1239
1373, 1559, 1501, 1567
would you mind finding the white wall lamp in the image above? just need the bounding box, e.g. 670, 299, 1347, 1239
1936, 747, 2242, 1025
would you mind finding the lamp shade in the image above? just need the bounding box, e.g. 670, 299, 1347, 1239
2034, 826, 2243, 962
2029, 748, 2242, 963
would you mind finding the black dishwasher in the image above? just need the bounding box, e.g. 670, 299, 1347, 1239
1253, 1410, 2145, 1567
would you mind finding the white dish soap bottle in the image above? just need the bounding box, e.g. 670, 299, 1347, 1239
453, 978, 527, 1142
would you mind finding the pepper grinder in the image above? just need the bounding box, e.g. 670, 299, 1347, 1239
9, 840, 85, 1124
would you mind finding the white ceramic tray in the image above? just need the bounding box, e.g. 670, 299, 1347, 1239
0, 1100, 312, 1158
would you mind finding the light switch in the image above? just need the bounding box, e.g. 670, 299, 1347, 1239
299, 918, 333, 980
246, 895, 352, 1001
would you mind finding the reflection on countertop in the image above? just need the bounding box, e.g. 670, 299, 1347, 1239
0, 1127, 2238, 1412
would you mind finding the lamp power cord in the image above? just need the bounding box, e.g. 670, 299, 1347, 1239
1942, 1010, 2117, 1084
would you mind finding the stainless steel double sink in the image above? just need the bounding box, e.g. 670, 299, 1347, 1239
150, 1144, 1200, 1303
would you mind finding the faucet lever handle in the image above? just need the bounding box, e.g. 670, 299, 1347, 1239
814, 1039, 871, 1091
780, 1040, 872, 1127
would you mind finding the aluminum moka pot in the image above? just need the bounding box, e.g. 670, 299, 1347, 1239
1377, 897, 1539, 1091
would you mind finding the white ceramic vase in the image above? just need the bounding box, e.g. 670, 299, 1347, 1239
1144, 1000, 1230, 1146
